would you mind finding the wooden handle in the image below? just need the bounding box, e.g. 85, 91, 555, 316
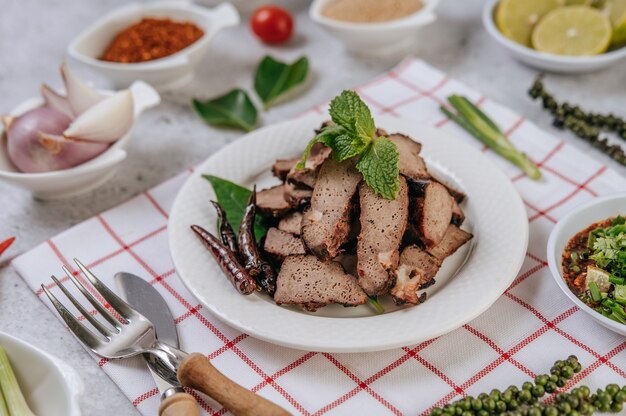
178, 353, 291, 416
158, 391, 200, 416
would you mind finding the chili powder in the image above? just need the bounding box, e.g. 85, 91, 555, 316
100, 18, 204, 63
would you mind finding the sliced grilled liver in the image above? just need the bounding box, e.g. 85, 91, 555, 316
256, 185, 292, 218
278, 211, 303, 236
430, 172, 466, 203
263, 228, 307, 261
302, 158, 362, 260
451, 199, 466, 226
417, 181, 454, 248
284, 182, 312, 209
390, 246, 441, 305
356, 177, 409, 296
286, 142, 331, 189
428, 225, 473, 261
388, 133, 429, 180
274, 255, 367, 312
272, 159, 299, 181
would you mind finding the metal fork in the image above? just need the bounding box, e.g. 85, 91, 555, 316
42, 259, 290, 416
41, 258, 187, 372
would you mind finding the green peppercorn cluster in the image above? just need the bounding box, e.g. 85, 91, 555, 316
429, 356, 626, 416
528, 77, 626, 166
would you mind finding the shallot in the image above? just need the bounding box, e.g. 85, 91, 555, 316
2, 64, 135, 173
4, 108, 108, 173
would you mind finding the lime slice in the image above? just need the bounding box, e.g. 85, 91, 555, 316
496, 0, 563, 47
531, 6, 612, 55
603, 0, 626, 46
586, 265, 611, 292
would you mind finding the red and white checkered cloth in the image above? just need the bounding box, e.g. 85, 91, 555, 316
13, 59, 626, 415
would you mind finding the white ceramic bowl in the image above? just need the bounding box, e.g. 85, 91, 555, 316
0, 332, 83, 416
67, 1, 240, 90
197, 0, 267, 14
547, 193, 626, 336
309, 0, 439, 57
0, 81, 160, 199
483, 0, 626, 74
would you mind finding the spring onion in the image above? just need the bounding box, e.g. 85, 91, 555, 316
367, 296, 385, 314
610, 276, 626, 285
0, 388, 8, 416
441, 95, 541, 180
589, 281, 602, 302
0, 346, 35, 416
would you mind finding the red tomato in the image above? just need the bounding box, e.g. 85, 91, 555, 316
250, 6, 294, 44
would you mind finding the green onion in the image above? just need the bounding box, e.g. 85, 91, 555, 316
589, 282, 602, 302
0, 346, 35, 416
441, 96, 541, 180
0, 388, 8, 416
612, 215, 626, 226
610, 276, 625, 285
570, 252, 579, 261
572, 265, 581, 273
367, 296, 385, 314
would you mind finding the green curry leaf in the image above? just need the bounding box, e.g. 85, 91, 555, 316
254, 56, 309, 109
203, 175, 267, 241
193, 89, 258, 132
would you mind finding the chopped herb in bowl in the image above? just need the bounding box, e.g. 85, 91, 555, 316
562, 215, 626, 324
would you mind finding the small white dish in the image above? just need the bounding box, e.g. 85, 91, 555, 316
67, 1, 240, 90
197, 0, 266, 14
0, 81, 160, 200
309, 0, 439, 57
483, 0, 626, 74
168, 114, 528, 352
0, 332, 83, 416
547, 193, 626, 336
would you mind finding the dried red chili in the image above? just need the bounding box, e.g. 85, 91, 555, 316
100, 18, 204, 63
0, 237, 16, 257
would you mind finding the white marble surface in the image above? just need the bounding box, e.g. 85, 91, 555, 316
0, 0, 624, 414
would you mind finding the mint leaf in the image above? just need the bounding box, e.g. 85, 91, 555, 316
296, 125, 345, 169
254, 56, 309, 109
329, 90, 376, 142
193, 89, 257, 132
330, 132, 370, 161
357, 137, 400, 200
203, 175, 267, 241
296, 137, 320, 170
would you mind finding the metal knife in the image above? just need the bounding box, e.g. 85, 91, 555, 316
115, 272, 200, 416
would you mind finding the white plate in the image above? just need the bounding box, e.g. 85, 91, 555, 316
169, 114, 528, 352
547, 193, 626, 336
0, 332, 83, 415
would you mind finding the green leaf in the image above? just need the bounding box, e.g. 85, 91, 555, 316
254, 56, 309, 109
203, 175, 267, 241
329, 90, 376, 142
193, 89, 258, 132
330, 132, 370, 161
356, 137, 400, 200
296, 125, 345, 169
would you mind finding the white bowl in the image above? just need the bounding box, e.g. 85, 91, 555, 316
309, 0, 439, 57
67, 1, 240, 90
0, 81, 160, 199
0, 332, 83, 416
547, 193, 626, 336
483, 0, 626, 74
196, 0, 267, 14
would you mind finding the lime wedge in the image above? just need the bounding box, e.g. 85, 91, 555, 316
603, 0, 626, 46
496, 0, 563, 47
531, 6, 612, 55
